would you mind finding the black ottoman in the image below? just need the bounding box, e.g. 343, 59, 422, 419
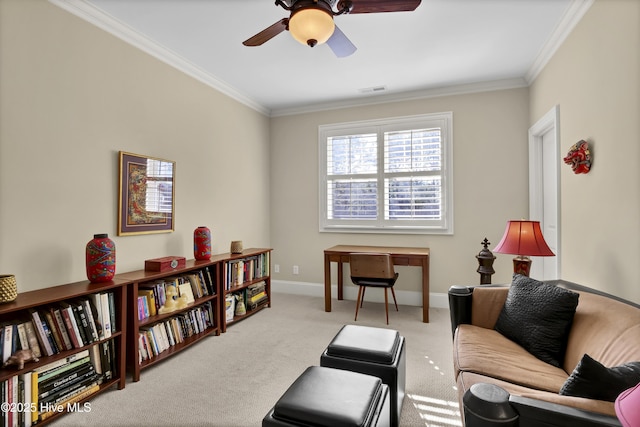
263, 366, 390, 427
320, 325, 406, 427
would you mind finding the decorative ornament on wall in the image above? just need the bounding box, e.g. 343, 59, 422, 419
563, 140, 592, 174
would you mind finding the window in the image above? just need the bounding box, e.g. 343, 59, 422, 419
319, 113, 453, 234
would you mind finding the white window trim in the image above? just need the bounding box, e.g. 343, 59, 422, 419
318, 112, 454, 235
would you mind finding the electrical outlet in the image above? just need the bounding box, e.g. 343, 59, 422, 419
274, 264, 280, 273
293, 265, 299, 275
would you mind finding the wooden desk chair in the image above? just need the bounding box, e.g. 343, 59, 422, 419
349, 253, 399, 324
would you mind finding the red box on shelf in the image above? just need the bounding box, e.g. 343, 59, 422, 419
144, 256, 186, 272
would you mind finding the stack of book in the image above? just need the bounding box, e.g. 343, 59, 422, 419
137, 301, 215, 364
0, 341, 116, 425
0, 292, 116, 364
246, 281, 268, 311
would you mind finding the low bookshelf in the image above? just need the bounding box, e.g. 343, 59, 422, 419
221, 248, 272, 333
119, 259, 221, 382
0, 279, 127, 425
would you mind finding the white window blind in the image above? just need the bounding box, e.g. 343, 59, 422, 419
319, 113, 453, 234
145, 159, 173, 213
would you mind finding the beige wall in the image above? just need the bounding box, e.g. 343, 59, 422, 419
270, 88, 531, 297
2, 0, 637, 305
0, 0, 270, 291
529, 0, 639, 302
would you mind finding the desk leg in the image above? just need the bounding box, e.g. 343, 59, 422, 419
337, 261, 343, 300
324, 253, 332, 312
422, 256, 430, 323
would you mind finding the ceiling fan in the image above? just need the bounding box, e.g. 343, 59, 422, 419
243, 0, 422, 58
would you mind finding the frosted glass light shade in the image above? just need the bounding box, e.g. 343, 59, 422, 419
289, 8, 335, 47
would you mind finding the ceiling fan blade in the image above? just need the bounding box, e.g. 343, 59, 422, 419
341, 0, 421, 14
243, 18, 288, 46
326, 25, 357, 58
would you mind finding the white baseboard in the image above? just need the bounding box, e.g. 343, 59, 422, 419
271, 280, 450, 309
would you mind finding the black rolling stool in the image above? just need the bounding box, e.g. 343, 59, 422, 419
320, 325, 406, 427
263, 366, 390, 427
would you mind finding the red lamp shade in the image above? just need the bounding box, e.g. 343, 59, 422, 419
493, 220, 554, 276
615, 382, 640, 427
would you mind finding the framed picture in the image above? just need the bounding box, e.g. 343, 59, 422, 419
118, 151, 175, 236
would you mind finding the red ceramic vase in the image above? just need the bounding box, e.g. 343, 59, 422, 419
86, 233, 116, 283
194, 226, 211, 260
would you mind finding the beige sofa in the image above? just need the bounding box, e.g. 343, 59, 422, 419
449, 279, 640, 426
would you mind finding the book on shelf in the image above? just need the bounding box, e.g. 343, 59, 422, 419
23, 321, 42, 359
15, 323, 30, 355
38, 382, 100, 422
59, 303, 84, 349
37, 356, 91, 384
42, 310, 66, 353
177, 283, 195, 305
51, 308, 74, 351
81, 299, 101, 343
29, 310, 56, 357
2, 324, 14, 364
101, 292, 113, 339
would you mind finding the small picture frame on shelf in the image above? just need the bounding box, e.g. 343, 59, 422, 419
118, 151, 175, 236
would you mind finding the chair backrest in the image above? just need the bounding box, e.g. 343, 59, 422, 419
349, 253, 396, 280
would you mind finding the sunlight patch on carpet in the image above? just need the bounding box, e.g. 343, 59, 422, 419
407, 393, 462, 426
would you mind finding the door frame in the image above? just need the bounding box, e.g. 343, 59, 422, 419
528, 105, 561, 279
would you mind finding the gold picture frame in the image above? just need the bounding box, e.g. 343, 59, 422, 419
118, 151, 175, 236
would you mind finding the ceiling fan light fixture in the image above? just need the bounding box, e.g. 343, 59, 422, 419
289, 7, 335, 47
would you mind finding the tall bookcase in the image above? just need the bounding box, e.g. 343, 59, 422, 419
119, 259, 222, 382
220, 248, 271, 333
0, 279, 127, 425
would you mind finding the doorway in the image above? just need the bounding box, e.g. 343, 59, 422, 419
528, 106, 560, 280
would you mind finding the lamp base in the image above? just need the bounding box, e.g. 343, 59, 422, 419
512, 256, 532, 277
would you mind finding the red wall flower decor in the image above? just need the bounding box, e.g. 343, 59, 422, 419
563, 140, 592, 174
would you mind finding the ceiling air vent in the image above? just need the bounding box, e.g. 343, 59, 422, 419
358, 86, 387, 94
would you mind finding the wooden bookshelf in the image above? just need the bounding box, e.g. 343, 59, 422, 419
119, 259, 222, 382
0, 279, 128, 425
220, 248, 272, 333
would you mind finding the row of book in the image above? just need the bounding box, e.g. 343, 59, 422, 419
1, 292, 116, 363
223, 252, 270, 290
137, 301, 215, 364
1, 341, 115, 426
136, 268, 216, 321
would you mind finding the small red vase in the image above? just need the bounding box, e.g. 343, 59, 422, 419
194, 226, 211, 260
86, 233, 116, 283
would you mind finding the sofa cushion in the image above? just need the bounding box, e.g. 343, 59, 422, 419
454, 324, 568, 393
495, 275, 579, 368
560, 353, 640, 401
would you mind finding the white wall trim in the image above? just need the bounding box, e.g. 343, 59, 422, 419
528, 105, 562, 279
525, 0, 594, 84
271, 279, 450, 309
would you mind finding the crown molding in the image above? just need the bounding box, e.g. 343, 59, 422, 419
525, 0, 595, 84
270, 78, 528, 117
49, 0, 270, 116
50, 0, 592, 118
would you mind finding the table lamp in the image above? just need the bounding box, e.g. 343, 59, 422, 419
493, 220, 555, 276
615, 382, 640, 427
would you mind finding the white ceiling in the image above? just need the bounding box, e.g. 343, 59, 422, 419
54, 0, 591, 116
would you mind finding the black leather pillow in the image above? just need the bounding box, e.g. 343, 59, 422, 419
560, 354, 640, 401
495, 274, 579, 368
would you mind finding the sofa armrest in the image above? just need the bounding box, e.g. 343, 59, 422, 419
448, 285, 473, 337
509, 395, 621, 427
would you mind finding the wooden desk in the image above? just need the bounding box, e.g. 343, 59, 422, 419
324, 245, 430, 323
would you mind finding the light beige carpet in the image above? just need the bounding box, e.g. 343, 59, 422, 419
51, 292, 462, 426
